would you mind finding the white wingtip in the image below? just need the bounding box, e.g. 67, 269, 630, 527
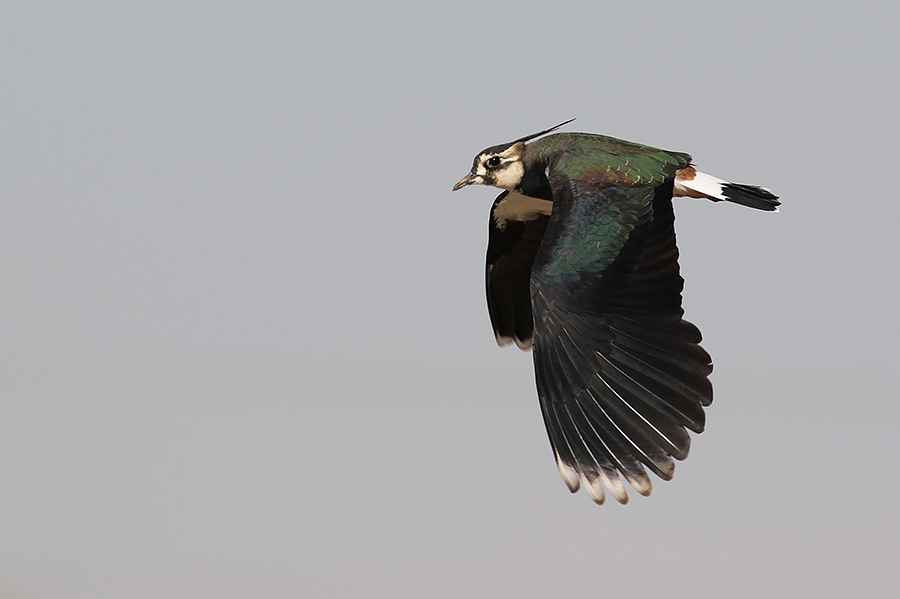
625, 474, 653, 497
495, 333, 533, 350
599, 470, 629, 504
582, 473, 606, 505
556, 454, 581, 492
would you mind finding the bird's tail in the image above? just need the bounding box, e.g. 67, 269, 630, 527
674, 166, 780, 211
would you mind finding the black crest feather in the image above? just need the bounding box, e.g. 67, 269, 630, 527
513, 119, 576, 144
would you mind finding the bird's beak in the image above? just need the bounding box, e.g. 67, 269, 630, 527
452, 173, 480, 191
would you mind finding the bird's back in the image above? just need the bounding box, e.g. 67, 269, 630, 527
527, 133, 691, 189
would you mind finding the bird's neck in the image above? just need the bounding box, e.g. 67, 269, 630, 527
517, 157, 554, 201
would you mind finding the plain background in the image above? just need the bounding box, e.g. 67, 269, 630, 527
2, 1, 898, 597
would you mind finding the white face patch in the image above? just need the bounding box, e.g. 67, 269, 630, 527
473, 142, 527, 191
490, 160, 524, 191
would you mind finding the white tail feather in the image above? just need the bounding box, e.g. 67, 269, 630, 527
674, 168, 728, 201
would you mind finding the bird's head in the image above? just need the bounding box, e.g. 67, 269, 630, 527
452, 141, 526, 192
452, 119, 575, 192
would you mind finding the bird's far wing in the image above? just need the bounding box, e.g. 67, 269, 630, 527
486, 191, 552, 349
531, 178, 712, 504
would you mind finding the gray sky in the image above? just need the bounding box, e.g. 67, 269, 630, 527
2, 1, 898, 597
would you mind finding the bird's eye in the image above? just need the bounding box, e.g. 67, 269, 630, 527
486, 156, 502, 168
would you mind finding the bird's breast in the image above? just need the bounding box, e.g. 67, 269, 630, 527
492, 191, 553, 230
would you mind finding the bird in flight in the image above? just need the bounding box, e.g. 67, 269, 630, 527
453, 120, 779, 504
